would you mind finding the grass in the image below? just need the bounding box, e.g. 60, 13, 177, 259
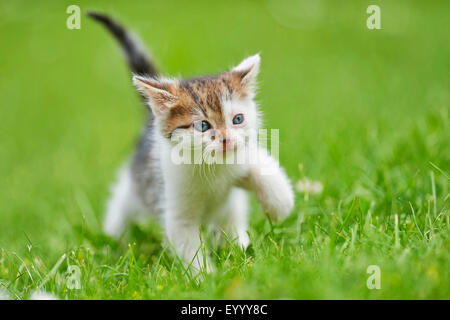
0, 0, 449, 299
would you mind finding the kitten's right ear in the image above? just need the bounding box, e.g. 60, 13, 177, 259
133, 75, 177, 116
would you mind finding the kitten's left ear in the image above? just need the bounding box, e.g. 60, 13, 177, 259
231, 53, 260, 98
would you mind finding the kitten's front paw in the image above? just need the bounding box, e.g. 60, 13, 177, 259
262, 177, 294, 222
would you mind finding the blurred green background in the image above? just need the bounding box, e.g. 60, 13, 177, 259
0, 0, 448, 299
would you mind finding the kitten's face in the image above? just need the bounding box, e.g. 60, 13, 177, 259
134, 54, 261, 161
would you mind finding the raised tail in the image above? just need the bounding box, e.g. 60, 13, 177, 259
87, 11, 158, 77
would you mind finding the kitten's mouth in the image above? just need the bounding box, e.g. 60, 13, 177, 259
221, 140, 235, 154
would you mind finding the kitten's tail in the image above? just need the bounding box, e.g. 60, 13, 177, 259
87, 11, 158, 78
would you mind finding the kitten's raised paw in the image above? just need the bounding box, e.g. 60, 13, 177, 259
263, 186, 294, 222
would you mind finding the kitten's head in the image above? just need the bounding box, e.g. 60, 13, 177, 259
133, 54, 261, 161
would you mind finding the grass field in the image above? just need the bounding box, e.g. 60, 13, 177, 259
0, 0, 449, 299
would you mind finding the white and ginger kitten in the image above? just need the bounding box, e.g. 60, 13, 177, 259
89, 12, 294, 272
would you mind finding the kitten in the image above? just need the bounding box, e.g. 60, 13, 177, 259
88, 12, 294, 272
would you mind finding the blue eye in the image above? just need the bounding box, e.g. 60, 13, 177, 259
194, 120, 211, 132
232, 114, 244, 125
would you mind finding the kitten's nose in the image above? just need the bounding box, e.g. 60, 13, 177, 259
219, 129, 229, 141
219, 129, 232, 152
221, 136, 233, 153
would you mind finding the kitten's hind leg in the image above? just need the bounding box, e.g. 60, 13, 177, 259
104, 165, 141, 239
220, 188, 250, 250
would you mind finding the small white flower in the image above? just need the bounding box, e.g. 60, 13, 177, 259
296, 178, 323, 195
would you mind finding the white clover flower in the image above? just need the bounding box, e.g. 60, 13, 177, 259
295, 178, 323, 195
